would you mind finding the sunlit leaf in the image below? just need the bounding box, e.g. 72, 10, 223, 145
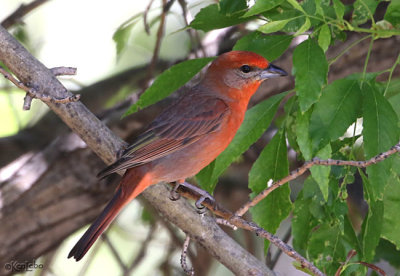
124, 57, 214, 116
243, 0, 284, 17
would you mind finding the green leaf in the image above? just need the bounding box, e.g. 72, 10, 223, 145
233, 32, 293, 61
249, 130, 291, 251
219, 0, 248, 15
360, 171, 384, 262
385, 0, 400, 28
292, 190, 314, 255
294, 17, 311, 36
332, 0, 345, 20
352, 0, 379, 26
307, 223, 345, 274
318, 24, 331, 52
124, 57, 214, 116
293, 38, 328, 112
374, 239, 400, 268
382, 173, 400, 250
287, 0, 306, 13
258, 19, 291, 34
196, 92, 288, 192
113, 21, 136, 59
362, 82, 399, 199
310, 143, 331, 202
296, 108, 313, 160
189, 4, 251, 32
243, 0, 284, 17
309, 79, 362, 152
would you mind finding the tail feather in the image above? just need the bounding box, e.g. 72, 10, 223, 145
68, 169, 152, 261
68, 187, 126, 261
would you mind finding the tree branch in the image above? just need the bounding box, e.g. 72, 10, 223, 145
1, 0, 50, 29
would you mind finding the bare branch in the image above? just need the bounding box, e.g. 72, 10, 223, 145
0, 65, 80, 110
1, 0, 50, 29
235, 141, 400, 217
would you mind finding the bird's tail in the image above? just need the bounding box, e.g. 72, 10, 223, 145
68, 169, 152, 261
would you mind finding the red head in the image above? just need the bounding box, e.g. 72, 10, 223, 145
202, 51, 287, 101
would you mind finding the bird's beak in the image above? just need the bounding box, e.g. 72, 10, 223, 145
260, 63, 288, 80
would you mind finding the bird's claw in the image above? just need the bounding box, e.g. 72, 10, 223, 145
195, 196, 207, 214
169, 181, 182, 201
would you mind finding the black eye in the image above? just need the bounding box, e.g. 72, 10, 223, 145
240, 65, 251, 73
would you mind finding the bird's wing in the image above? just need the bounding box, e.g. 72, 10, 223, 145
97, 94, 230, 178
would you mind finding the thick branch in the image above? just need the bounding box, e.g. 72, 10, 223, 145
0, 25, 273, 275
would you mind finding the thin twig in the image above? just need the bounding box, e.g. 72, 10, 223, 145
102, 233, 128, 272
0, 65, 80, 110
229, 217, 325, 276
125, 223, 156, 275
235, 141, 400, 217
50, 66, 77, 76
215, 218, 237, 230
171, 184, 324, 276
143, 0, 155, 35
1, 0, 50, 29
181, 234, 194, 276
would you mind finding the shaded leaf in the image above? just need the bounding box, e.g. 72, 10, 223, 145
219, 0, 248, 15
124, 57, 214, 116
362, 82, 399, 199
294, 17, 311, 36
333, 0, 345, 20
293, 39, 328, 112
249, 130, 291, 250
309, 79, 362, 152
296, 107, 313, 160
233, 32, 292, 61
384, 0, 400, 28
382, 173, 400, 250
352, 0, 379, 26
310, 143, 331, 201
189, 4, 251, 32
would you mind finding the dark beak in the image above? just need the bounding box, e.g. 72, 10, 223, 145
260, 63, 288, 79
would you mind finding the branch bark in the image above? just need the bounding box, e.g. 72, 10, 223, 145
0, 25, 274, 276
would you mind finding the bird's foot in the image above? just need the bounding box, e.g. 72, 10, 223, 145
169, 181, 181, 201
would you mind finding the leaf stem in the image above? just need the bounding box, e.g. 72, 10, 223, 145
384, 53, 400, 97
361, 37, 374, 87
328, 35, 372, 66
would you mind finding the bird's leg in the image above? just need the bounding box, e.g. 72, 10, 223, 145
180, 181, 215, 212
169, 181, 182, 201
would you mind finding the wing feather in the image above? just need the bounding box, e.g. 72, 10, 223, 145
97, 94, 230, 179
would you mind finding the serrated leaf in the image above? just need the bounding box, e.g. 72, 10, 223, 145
360, 171, 384, 262
196, 92, 288, 192
309, 79, 362, 152
352, 0, 379, 26
293, 39, 328, 112
382, 174, 400, 250
124, 57, 214, 116
219, 0, 248, 15
318, 24, 331, 52
233, 32, 293, 61
362, 82, 399, 199
243, 0, 284, 17
189, 4, 251, 32
249, 130, 291, 251
310, 143, 331, 202
333, 0, 345, 20
385, 0, 400, 28
294, 17, 311, 36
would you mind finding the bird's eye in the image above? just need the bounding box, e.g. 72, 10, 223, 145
240, 65, 251, 73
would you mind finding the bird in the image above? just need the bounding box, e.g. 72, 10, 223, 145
68, 51, 287, 261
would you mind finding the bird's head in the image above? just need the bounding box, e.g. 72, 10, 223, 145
202, 51, 287, 101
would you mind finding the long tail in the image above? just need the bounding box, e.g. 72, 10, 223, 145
68, 169, 152, 261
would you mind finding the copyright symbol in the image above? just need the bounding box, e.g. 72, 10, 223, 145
4, 263, 12, 271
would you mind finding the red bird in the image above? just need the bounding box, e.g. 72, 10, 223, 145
68, 51, 287, 261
